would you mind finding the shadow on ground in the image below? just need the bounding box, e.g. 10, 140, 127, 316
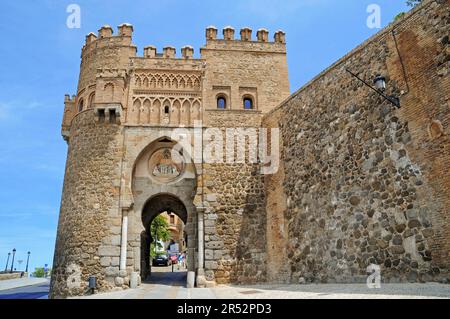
223, 283, 450, 298
0, 282, 49, 299
143, 266, 187, 288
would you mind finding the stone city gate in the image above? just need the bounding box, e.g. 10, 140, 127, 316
51, 22, 289, 298
51, 4, 450, 297
130, 137, 199, 282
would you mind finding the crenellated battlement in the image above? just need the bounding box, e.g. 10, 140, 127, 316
205, 25, 286, 44
82, 23, 135, 54
64, 94, 76, 103
64, 23, 289, 140
142, 45, 196, 59
81, 23, 285, 60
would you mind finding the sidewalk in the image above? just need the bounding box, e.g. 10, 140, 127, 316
0, 277, 49, 291
73, 283, 450, 299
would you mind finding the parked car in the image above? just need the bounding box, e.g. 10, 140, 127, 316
152, 254, 171, 266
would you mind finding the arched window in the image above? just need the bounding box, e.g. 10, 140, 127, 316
88, 93, 95, 108
243, 97, 253, 110
164, 105, 170, 114
217, 96, 226, 109
78, 99, 84, 112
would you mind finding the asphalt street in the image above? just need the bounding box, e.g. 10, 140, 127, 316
0, 281, 49, 299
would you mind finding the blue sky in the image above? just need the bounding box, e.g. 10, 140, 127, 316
0, 0, 410, 273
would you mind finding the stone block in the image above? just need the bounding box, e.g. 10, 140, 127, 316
105, 267, 119, 277
214, 250, 223, 259
130, 272, 139, 289
205, 220, 216, 227
205, 249, 214, 260
205, 261, 219, 270
111, 257, 120, 267
98, 246, 120, 257
205, 227, 216, 235
205, 241, 223, 249
100, 257, 111, 267
115, 276, 124, 286
110, 235, 121, 246
205, 270, 215, 281
110, 226, 122, 235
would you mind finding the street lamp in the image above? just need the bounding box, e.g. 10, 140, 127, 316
373, 74, 386, 91
10, 248, 16, 273
4, 252, 11, 272
345, 69, 400, 108
25, 252, 31, 273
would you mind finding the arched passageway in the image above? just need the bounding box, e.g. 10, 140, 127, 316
140, 194, 189, 280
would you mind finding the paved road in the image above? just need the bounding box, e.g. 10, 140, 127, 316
0, 281, 49, 299
146, 265, 187, 286
74, 266, 450, 299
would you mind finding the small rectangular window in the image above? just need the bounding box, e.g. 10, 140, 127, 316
98, 109, 105, 123
109, 109, 117, 124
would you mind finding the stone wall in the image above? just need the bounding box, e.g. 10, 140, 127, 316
50, 110, 124, 297
263, 0, 449, 284
263, 110, 290, 283
0, 272, 28, 281
203, 161, 267, 284
204, 109, 263, 127
201, 110, 268, 284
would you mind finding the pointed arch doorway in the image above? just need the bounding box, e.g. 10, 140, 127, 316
130, 136, 199, 287
140, 194, 193, 280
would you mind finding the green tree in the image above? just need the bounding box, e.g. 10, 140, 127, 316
394, 12, 406, 21
32, 267, 51, 278
150, 215, 171, 257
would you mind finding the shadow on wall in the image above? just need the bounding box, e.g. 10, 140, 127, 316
233, 164, 267, 284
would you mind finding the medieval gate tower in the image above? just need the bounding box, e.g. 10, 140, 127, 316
51, 0, 450, 299
51, 24, 290, 297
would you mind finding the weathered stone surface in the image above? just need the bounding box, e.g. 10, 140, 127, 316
261, 0, 449, 286
205, 249, 214, 260
205, 261, 219, 270
114, 276, 124, 287
349, 196, 361, 206
51, 0, 450, 299
98, 246, 120, 257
